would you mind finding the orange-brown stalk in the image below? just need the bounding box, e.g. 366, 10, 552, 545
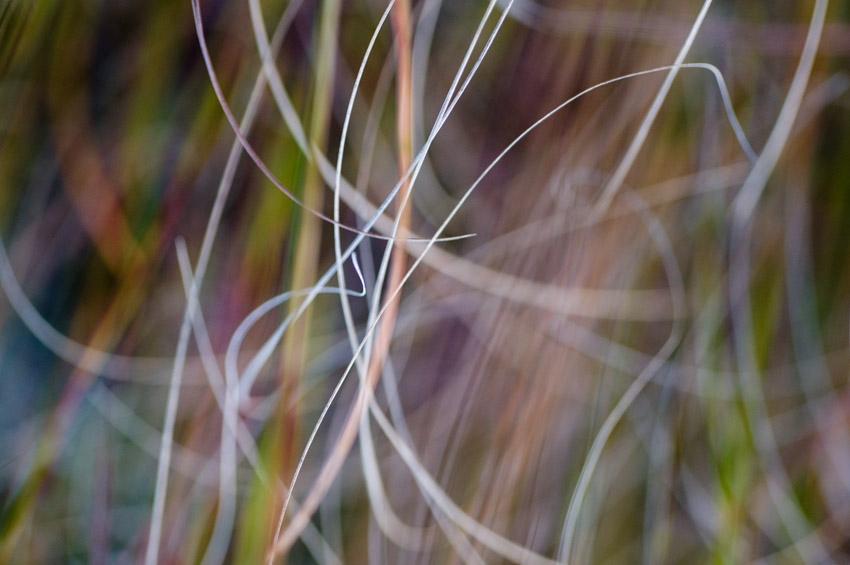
267, 0, 414, 560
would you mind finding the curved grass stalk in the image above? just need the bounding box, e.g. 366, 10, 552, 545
262, 45, 771, 557
191, 0, 465, 244
557, 187, 687, 562
269, 0, 516, 557
143, 2, 305, 562
727, 0, 833, 561
321, 63, 758, 323
592, 0, 713, 215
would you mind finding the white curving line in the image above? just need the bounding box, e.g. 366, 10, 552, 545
144, 1, 305, 562
270, 0, 517, 557
593, 0, 714, 216
556, 186, 686, 562
727, 0, 833, 562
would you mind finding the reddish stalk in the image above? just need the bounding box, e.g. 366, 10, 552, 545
267, 0, 414, 560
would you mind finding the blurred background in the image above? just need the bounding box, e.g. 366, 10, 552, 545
1, 0, 849, 563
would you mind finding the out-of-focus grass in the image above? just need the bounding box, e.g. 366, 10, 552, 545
1, 0, 849, 563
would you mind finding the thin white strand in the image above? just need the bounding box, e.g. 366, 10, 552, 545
327, 0, 442, 552
593, 0, 713, 215
728, 1, 832, 561
730, 0, 828, 226
276, 59, 751, 562
272, 0, 513, 555
322, 63, 758, 322
557, 187, 686, 562
227, 256, 365, 401
143, 3, 302, 561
